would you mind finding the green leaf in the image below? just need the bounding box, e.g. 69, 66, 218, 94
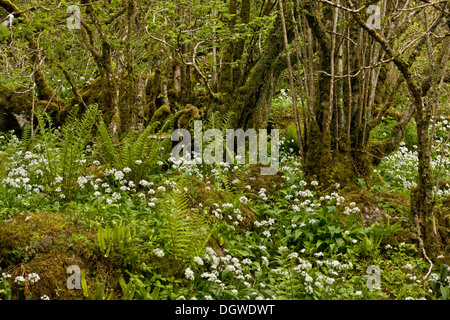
0, 26, 9, 39
151, 286, 160, 300
94, 282, 104, 300
81, 271, 90, 298
440, 286, 449, 300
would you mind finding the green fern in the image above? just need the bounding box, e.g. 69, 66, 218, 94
219, 169, 231, 193
184, 207, 216, 262
20, 121, 31, 149
97, 220, 133, 257
81, 271, 113, 300
96, 120, 120, 167
95, 119, 173, 183
228, 163, 250, 194
34, 104, 100, 200
161, 179, 215, 270
34, 107, 57, 181
161, 183, 190, 261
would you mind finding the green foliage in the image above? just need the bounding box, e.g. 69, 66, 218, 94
0, 26, 9, 39
0, 106, 447, 301
283, 124, 300, 155
81, 271, 113, 300
97, 220, 133, 257
34, 104, 100, 200
21, 122, 31, 149
95, 119, 173, 183
370, 115, 396, 142
0, 278, 12, 300
1, 0, 449, 302
358, 234, 382, 258
404, 122, 418, 150
0, 133, 21, 182
272, 89, 292, 117
430, 264, 450, 300
119, 276, 160, 300
160, 180, 215, 270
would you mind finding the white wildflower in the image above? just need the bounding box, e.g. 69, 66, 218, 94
153, 248, 165, 257
185, 268, 195, 281
194, 256, 204, 266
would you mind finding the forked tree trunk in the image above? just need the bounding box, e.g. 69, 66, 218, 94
216, 10, 296, 131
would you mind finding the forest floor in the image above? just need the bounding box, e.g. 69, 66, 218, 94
0, 108, 450, 301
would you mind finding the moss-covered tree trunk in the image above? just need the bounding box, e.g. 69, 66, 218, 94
0, 0, 57, 102
215, 5, 296, 130
411, 99, 443, 260
301, 2, 351, 186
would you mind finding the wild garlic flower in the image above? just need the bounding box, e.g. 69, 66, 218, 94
14, 276, 26, 284
194, 256, 204, 266
28, 273, 40, 284
185, 268, 194, 281
153, 248, 164, 257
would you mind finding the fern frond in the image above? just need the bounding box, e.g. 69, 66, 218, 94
229, 164, 250, 193
129, 121, 159, 166
96, 120, 119, 167
120, 128, 137, 168
185, 207, 215, 260
21, 121, 31, 149
219, 110, 234, 132
161, 178, 215, 269
162, 184, 190, 261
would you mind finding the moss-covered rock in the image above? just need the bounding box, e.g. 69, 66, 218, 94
0, 85, 61, 135
0, 212, 125, 300
175, 104, 200, 129
149, 104, 172, 126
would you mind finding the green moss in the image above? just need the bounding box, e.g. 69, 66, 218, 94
175, 104, 200, 129
0, 212, 125, 300
0, 85, 60, 134
354, 149, 373, 178
34, 70, 55, 101
304, 120, 360, 188
148, 101, 157, 120
330, 154, 358, 189
437, 196, 450, 265
283, 124, 300, 154
304, 120, 333, 185
149, 104, 172, 126
411, 187, 444, 263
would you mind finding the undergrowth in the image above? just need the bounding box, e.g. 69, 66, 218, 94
0, 106, 449, 301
